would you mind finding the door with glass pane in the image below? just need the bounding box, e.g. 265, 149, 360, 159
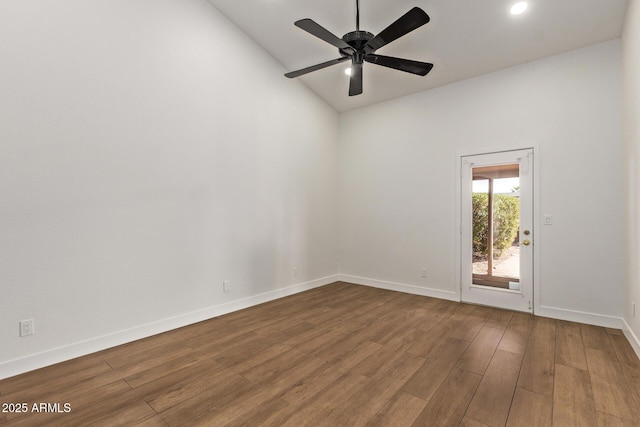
460, 149, 533, 313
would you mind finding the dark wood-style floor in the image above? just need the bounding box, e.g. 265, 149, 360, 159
1, 282, 640, 426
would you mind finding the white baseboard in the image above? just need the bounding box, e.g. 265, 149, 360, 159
622, 318, 640, 361
338, 274, 459, 302
535, 305, 624, 329
0, 275, 339, 381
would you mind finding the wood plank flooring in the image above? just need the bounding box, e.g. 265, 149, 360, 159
1, 282, 640, 426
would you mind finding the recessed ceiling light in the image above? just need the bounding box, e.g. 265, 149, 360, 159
510, 1, 528, 15
345, 67, 352, 76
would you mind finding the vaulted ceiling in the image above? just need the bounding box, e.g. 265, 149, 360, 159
208, 0, 628, 112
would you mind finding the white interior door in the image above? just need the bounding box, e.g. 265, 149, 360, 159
460, 149, 533, 313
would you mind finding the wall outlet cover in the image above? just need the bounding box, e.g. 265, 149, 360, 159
20, 319, 34, 337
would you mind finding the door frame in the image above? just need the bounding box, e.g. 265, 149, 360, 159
455, 143, 540, 313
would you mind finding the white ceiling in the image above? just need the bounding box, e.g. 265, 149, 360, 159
207, 0, 628, 112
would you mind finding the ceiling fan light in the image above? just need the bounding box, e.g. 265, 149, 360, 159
510, 1, 528, 15
345, 67, 352, 76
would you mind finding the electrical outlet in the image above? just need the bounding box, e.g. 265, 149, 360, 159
421, 268, 427, 278
20, 319, 34, 337
292, 266, 299, 277
223, 280, 230, 293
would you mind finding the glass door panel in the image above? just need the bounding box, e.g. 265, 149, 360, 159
471, 164, 521, 290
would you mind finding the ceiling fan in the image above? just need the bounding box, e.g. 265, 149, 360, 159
284, 0, 433, 97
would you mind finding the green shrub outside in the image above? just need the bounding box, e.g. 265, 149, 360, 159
472, 193, 520, 258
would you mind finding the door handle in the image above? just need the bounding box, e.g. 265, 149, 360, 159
522, 240, 531, 246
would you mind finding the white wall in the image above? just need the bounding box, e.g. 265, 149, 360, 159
339, 41, 623, 324
623, 0, 640, 354
0, 0, 339, 378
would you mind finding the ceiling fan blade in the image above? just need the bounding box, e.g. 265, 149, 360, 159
285, 57, 350, 78
349, 62, 363, 96
364, 54, 433, 76
295, 19, 355, 53
364, 7, 430, 54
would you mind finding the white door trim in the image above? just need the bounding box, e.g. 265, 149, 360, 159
454, 143, 540, 312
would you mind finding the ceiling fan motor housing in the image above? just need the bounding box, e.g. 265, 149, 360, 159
342, 31, 374, 50
341, 31, 374, 62
342, 31, 375, 50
